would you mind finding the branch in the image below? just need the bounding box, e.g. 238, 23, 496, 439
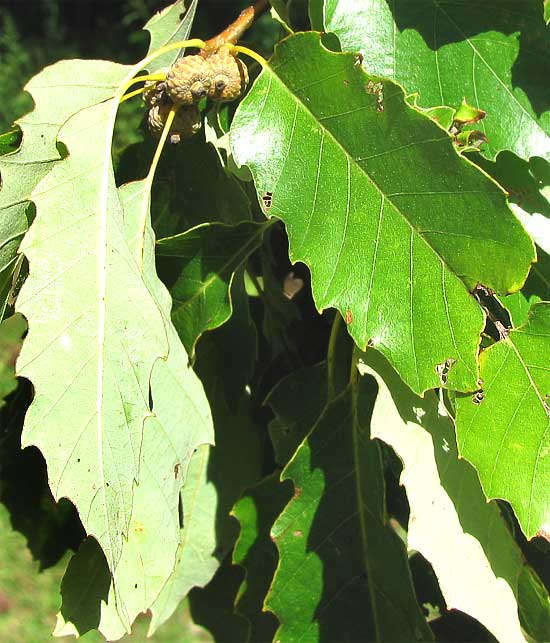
202, 0, 269, 56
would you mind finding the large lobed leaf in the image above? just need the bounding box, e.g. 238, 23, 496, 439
12, 2, 215, 635
0, 61, 126, 319
456, 302, 550, 540
363, 349, 550, 643
315, 0, 550, 162
230, 32, 534, 395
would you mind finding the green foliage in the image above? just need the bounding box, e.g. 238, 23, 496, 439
0, 0, 549, 641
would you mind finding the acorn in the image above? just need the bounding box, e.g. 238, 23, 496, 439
207, 45, 248, 103
147, 103, 202, 143
166, 55, 212, 106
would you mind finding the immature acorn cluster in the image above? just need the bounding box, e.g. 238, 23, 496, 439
144, 46, 248, 144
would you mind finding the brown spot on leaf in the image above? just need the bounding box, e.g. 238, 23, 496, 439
345, 309, 353, 324
174, 463, 180, 479
293, 486, 302, 500
293, 530, 303, 538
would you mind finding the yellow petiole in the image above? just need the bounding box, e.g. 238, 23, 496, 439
119, 87, 147, 104
147, 105, 177, 185
230, 45, 268, 69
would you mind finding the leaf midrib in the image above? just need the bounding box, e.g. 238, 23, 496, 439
266, 45, 487, 293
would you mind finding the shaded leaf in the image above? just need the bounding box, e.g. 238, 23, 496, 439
474, 152, 550, 219
505, 248, 550, 327
148, 383, 262, 635
232, 474, 291, 642
319, 0, 550, 161
210, 269, 257, 409
188, 559, 249, 643
0, 129, 21, 157
157, 221, 266, 355
266, 361, 327, 466
456, 302, 550, 539
0, 314, 25, 405
231, 32, 534, 394
363, 349, 550, 643
266, 378, 433, 642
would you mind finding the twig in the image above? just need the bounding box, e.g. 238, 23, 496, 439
202, 0, 270, 56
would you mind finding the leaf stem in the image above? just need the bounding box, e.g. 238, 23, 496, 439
148, 107, 177, 183
119, 87, 146, 104
119, 72, 168, 95
230, 45, 268, 68
136, 105, 178, 264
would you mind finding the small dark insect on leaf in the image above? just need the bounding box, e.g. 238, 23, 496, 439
262, 191, 273, 210
354, 53, 363, 67
472, 390, 484, 405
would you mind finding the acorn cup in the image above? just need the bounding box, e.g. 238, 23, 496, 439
165, 55, 213, 105
207, 45, 249, 103
147, 103, 202, 144
142, 69, 169, 107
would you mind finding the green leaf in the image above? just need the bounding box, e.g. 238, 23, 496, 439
266, 362, 328, 466
210, 269, 257, 409
144, 0, 198, 70
13, 57, 212, 636
0, 60, 118, 318
232, 474, 291, 642
0, 314, 25, 406
148, 383, 262, 635
188, 559, 249, 643
0, 129, 21, 157
363, 349, 550, 643
157, 221, 267, 355
14, 60, 158, 572
266, 378, 433, 642
231, 32, 534, 394
473, 151, 550, 220
504, 248, 550, 327
60, 163, 218, 635
456, 302, 550, 539
545, 0, 550, 25
319, 0, 550, 161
